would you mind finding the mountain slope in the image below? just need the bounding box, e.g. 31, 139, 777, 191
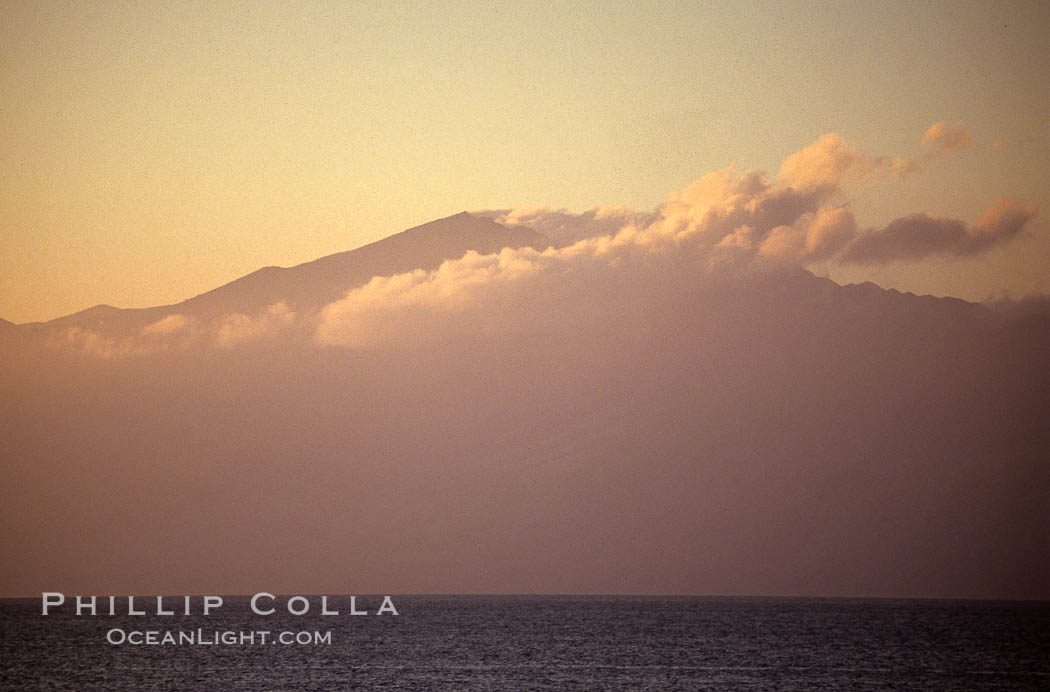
178, 211, 547, 321
38, 212, 547, 333
2, 212, 1047, 599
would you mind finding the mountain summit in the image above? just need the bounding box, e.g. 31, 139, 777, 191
40, 212, 547, 332
1, 209, 1047, 599
179, 211, 547, 321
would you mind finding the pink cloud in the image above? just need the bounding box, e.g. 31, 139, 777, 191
214, 302, 296, 347
840, 197, 1037, 264
922, 121, 974, 155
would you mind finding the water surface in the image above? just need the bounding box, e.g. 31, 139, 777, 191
2, 596, 1047, 690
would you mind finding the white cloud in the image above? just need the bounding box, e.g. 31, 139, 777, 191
214, 302, 296, 347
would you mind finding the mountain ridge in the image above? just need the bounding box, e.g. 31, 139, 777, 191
2, 210, 1047, 599
29, 212, 547, 332
6, 211, 1043, 338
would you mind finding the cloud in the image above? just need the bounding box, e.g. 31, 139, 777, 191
476, 205, 656, 247
922, 121, 973, 155
648, 167, 844, 255
51, 314, 199, 358
52, 327, 150, 360
840, 197, 1037, 264
214, 302, 296, 347
840, 214, 968, 264
316, 237, 653, 349
318, 125, 1036, 348
758, 207, 857, 262
777, 123, 976, 194
972, 197, 1038, 246
51, 305, 297, 357
317, 163, 855, 349
777, 133, 871, 192
44, 125, 1035, 357
776, 133, 916, 192
141, 314, 197, 337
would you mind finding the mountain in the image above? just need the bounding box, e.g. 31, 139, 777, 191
1, 213, 1047, 600
177, 211, 547, 322
37, 212, 547, 333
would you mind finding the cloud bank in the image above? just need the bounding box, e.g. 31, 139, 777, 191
318, 125, 1034, 349
42, 123, 1037, 358
51, 303, 297, 358
4, 126, 1047, 600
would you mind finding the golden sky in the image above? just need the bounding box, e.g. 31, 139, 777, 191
2, 0, 1048, 323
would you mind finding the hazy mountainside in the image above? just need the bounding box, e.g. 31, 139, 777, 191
176, 211, 547, 322
1, 214, 1047, 599
28, 212, 547, 334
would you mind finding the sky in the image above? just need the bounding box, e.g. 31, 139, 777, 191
2, 0, 1048, 324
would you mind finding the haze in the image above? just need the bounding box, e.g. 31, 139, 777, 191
1, 1, 1047, 599
1, 129, 1047, 598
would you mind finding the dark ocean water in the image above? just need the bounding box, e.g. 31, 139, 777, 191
1, 596, 1047, 690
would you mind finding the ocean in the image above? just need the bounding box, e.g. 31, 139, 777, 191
2, 596, 1047, 690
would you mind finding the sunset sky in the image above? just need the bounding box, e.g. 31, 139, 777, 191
2, 0, 1048, 324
